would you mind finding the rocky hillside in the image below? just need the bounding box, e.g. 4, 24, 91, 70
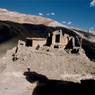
0, 39, 95, 95
0, 8, 95, 60
0, 8, 95, 41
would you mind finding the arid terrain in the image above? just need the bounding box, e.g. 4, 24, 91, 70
0, 8, 95, 95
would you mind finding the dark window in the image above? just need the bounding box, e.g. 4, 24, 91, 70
46, 33, 52, 46
65, 38, 73, 49
54, 45, 59, 48
55, 34, 60, 43
75, 38, 80, 47
26, 39, 32, 47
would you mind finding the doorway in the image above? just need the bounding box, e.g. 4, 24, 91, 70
55, 34, 60, 43
26, 38, 32, 47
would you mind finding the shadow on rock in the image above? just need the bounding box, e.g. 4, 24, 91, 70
24, 68, 95, 95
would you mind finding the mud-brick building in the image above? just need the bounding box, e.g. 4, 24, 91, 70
24, 29, 81, 53
25, 37, 46, 47
46, 30, 71, 48
46, 29, 81, 51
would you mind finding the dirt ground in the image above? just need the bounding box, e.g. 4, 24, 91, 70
0, 45, 95, 95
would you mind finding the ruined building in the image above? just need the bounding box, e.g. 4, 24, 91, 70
18, 29, 81, 54
45, 29, 81, 53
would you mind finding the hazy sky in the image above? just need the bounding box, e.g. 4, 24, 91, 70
0, 0, 95, 30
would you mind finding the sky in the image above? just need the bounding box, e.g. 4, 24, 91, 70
0, 0, 95, 30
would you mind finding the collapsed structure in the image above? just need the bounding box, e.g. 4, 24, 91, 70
18, 29, 81, 54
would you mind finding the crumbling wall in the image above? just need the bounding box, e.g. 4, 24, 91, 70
60, 34, 69, 48
32, 39, 46, 47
